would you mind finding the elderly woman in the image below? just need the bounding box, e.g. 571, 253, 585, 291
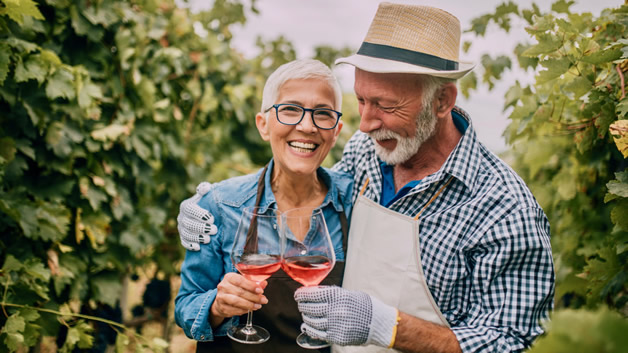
174, 59, 353, 352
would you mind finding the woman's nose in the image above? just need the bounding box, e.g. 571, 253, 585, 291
296, 111, 318, 133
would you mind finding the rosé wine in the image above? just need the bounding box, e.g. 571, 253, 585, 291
282, 255, 333, 286
235, 254, 281, 282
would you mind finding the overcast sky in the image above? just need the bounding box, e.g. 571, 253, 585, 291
187, 0, 622, 153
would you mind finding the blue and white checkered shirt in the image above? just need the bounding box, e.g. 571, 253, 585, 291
333, 107, 555, 353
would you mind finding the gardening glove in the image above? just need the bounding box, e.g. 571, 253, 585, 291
177, 182, 217, 251
294, 286, 399, 347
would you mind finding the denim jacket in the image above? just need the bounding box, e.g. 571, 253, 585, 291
174, 159, 354, 341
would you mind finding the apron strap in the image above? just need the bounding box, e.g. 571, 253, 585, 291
339, 202, 349, 253
359, 178, 370, 196
243, 163, 270, 254
414, 177, 454, 220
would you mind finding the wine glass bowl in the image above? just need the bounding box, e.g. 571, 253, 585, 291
228, 207, 282, 344
280, 207, 336, 349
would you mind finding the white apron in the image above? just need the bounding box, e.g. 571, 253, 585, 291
333, 178, 452, 353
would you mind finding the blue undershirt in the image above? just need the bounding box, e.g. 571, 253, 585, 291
380, 111, 469, 207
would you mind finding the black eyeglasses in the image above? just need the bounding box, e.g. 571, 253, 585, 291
264, 103, 342, 130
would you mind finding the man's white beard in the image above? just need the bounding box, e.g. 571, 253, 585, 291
368, 101, 438, 165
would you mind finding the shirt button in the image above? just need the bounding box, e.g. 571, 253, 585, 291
273, 223, 277, 229
200, 335, 205, 340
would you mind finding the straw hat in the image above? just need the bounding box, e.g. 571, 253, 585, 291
336, 2, 474, 79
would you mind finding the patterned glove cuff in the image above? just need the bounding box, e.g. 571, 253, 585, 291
366, 296, 399, 347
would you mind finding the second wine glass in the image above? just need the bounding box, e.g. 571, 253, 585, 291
280, 207, 336, 349
229, 206, 282, 344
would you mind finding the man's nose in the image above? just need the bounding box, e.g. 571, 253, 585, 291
359, 104, 382, 133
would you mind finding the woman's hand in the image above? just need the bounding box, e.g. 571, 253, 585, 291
209, 272, 269, 327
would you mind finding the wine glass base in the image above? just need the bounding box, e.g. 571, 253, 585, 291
296, 332, 330, 349
227, 324, 270, 344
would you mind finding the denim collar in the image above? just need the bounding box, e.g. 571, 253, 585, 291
256, 158, 345, 214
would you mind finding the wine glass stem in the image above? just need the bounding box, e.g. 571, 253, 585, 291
245, 310, 254, 329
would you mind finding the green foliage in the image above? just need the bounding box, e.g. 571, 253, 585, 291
0, 0, 305, 350
528, 307, 628, 353
467, 1, 628, 350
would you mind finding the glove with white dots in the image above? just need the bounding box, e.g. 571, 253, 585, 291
177, 182, 218, 251
294, 286, 399, 347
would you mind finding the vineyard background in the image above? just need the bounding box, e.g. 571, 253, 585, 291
1, 0, 627, 352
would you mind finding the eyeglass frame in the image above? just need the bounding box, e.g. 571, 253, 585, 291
264, 103, 343, 130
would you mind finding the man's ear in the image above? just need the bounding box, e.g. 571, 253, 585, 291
435, 83, 457, 119
255, 113, 270, 141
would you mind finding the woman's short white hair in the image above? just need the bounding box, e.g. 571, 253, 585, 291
261, 59, 343, 118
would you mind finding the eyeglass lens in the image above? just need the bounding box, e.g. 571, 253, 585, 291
276, 104, 338, 129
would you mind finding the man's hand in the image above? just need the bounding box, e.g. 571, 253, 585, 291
178, 182, 218, 251
294, 286, 398, 347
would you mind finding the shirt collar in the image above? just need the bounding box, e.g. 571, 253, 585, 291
436, 106, 481, 192
259, 159, 345, 213
363, 106, 480, 195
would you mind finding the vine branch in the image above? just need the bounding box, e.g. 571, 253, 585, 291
616, 65, 626, 100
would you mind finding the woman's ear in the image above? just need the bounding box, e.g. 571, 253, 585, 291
255, 112, 270, 141
331, 120, 343, 145
435, 83, 457, 119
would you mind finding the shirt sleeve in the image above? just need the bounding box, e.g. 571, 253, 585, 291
451, 207, 555, 353
174, 195, 238, 341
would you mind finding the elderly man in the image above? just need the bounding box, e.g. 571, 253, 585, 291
177, 3, 554, 353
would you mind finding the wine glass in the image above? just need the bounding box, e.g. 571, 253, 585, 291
228, 206, 282, 344
280, 207, 336, 349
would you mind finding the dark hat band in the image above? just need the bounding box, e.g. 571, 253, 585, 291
357, 42, 459, 71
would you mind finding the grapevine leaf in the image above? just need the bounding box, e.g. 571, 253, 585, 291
468, 14, 491, 36
611, 199, 628, 230
0, 0, 45, 25
0, 42, 10, 85
18, 308, 39, 322
609, 120, 628, 158
17, 203, 39, 237
616, 100, 628, 119
459, 71, 477, 99
514, 43, 539, 70
4, 332, 24, 351
0, 137, 17, 162
6, 37, 38, 53
90, 273, 123, 307
24, 258, 51, 281
525, 15, 553, 34
606, 171, 628, 197
581, 48, 622, 64
45, 68, 75, 100
4, 313, 26, 333
14, 54, 48, 83
82, 1, 118, 26
529, 308, 628, 353
116, 334, 130, 353
551, 0, 574, 14
522, 33, 563, 57
536, 57, 571, 84
77, 80, 103, 108
2, 255, 23, 271
91, 124, 130, 142
552, 166, 577, 201
563, 76, 591, 100
45, 122, 73, 158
